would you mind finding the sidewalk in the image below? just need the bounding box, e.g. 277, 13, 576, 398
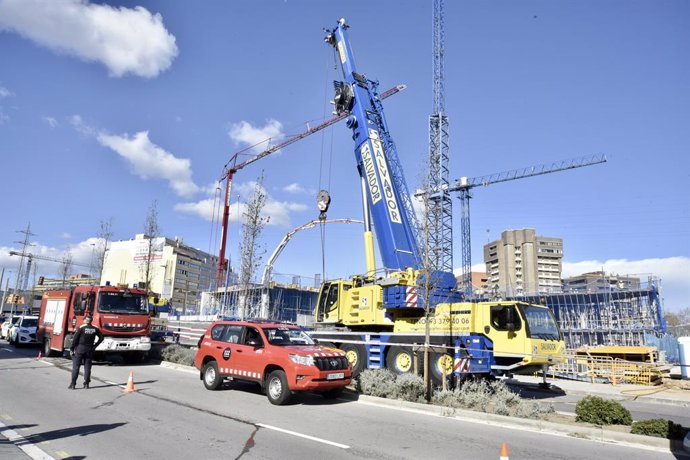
507, 374, 690, 407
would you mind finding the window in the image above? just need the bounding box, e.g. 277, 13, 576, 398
263, 327, 315, 346
73, 292, 86, 315
214, 324, 242, 343
490, 305, 521, 331
210, 324, 226, 340
242, 327, 264, 347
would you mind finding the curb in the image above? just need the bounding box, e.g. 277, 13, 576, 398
159, 360, 198, 374
353, 394, 679, 453
555, 386, 690, 408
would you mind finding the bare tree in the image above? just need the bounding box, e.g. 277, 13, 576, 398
94, 217, 114, 283
60, 250, 73, 288
415, 155, 450, 398
238, 175, 269, 319
141, 201, 161, 294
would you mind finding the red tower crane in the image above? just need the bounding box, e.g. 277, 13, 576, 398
215, 84, 407, 287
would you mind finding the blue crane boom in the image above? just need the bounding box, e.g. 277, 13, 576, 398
325, 19, 421, 272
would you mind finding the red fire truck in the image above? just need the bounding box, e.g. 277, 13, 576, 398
38, 284, 152, 361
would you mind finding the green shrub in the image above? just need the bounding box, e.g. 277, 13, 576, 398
432, 379, 553, 419
358, 369, 398, 398
631, 419, 683, 439
575, 396, 632, 425
394, 373, 425, 402
160, 344, 196, 366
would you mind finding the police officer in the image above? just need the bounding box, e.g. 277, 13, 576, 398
68, 315, 104, 389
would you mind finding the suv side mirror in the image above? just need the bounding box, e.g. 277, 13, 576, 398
247, 339, 263, 348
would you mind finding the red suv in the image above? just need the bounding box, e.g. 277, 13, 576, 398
194, 320, 351, 405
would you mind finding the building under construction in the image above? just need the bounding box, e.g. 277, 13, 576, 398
513, 277, 667, 349
202, 274, 319, 326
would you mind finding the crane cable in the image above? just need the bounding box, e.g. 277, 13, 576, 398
317, 50, 338, 281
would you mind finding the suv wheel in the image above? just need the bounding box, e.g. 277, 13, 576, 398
266, 370, 291, 405
202, 361, 222, 391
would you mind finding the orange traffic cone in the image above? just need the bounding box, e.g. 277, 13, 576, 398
37, 351, 42, 360
499, 441, 509, 460
124, 370, 135, 393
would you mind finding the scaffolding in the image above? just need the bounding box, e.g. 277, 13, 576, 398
201, 272, 318, 326
513, 277, 666, 348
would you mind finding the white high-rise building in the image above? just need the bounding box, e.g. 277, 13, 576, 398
101, 234, 217, 315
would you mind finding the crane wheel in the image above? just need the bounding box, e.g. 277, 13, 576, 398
385, 346, 422, 375
340, 343, 366, 377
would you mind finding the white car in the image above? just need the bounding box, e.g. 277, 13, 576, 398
1, 316, 20, 340
8, 315, 39, 347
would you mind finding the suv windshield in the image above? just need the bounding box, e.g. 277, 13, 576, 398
263, 327, 315, 346
520, 305, 561, 340
98, 292, 148, 314
21, 318, 38, 328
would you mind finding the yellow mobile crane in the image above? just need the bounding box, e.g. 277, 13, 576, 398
309, 19, 565, 382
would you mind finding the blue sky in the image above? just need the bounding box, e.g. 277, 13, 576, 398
0, 1, 688, 311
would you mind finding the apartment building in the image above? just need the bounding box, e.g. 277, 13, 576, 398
483, 228, 563, 296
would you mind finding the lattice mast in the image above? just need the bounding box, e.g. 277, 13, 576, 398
427, 0, 453, 272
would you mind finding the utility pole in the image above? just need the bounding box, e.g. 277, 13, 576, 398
0, 268, 5, 315
12, 223, 36, 316
0, 275, 10, 315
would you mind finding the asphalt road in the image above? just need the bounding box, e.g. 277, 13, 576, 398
0, 342, 682, 460
509, 382, 690, 428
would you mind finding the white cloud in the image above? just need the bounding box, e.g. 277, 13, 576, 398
283, 183, 305, 194
175, 180, 308, 227
43, 116, 58, 128
0, 0, 178, 78
97, 130, 199, 198
0, 111, 8, 124
0, 85, 13, 98
59, 232, 72, 239
0, 237, 103, 280
68, 114, 96, 136
562, 257, 690, 312
228, 119, 284, 152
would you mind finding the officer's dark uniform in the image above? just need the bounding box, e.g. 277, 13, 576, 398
69, 316, 104, 389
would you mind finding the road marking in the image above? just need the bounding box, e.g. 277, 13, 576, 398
55, 451, 70, 458
0, 420, 56, 460
1, 414, 12, 421
256, 423, 350, 449
104, 380, 125, 389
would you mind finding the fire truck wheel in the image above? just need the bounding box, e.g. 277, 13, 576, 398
430, 352, 454, 387
202, 361, 222, 391
385, 346, 421, 375
43, 338, 57, 358
266, 370, 292, 405
340, 343, 366, 377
